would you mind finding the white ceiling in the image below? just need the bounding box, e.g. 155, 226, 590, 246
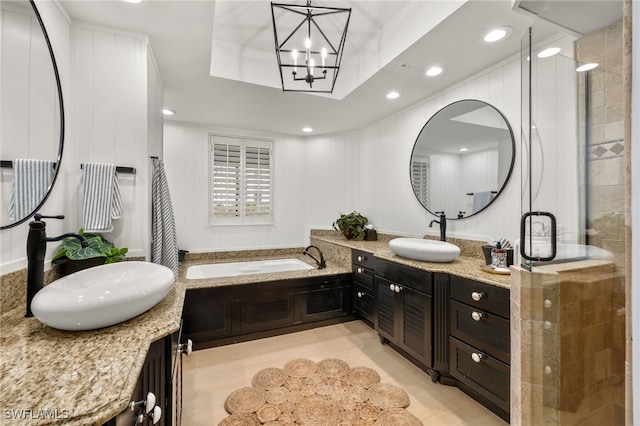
58, 0, 621, 136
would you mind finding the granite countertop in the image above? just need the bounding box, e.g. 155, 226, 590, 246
0, 281, 185, 425
310, 233, 511, 289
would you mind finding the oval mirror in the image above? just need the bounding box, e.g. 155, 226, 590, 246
0, 0, 64, 230
410, 99, 515, 220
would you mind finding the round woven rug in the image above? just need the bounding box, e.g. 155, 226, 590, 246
219, 358, 423, 426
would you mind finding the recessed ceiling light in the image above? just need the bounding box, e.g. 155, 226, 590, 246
458, 147, 469, 152
386, 91, 400, 99
576, 63, 598, 72
426, 66, 443, 77
483, 26, 512, 43
302, 127, 313, 133
162, 109, 175, 115
538, 47, 561, 58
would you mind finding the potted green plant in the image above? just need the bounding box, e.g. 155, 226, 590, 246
52, 229, 128, 276
332, 211, 368, 240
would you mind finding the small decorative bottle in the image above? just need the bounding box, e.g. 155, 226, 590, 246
491, 241, 507, 269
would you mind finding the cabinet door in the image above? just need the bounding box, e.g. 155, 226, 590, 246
353, 284, 376, 326
399, 286, 432, 367
375, 275, 398, 342
182, 287, 233, 344
300, 285, 351, 322
238, 293, 295, 333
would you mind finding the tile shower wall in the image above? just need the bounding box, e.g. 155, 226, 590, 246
575, 20, 626, 422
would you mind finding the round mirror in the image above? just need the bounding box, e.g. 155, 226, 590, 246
0, 0, 64, 230
410, 99, 515, 220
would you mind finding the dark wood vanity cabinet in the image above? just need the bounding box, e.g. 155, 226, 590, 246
448, 275, 510, 421
352, 250, 376, 326
104, 327, 182, 426
374, 259, 433, 368
182, 274, 353, 349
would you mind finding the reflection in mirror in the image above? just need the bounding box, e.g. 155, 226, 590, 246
0, 0, 64, 229
410, 100, 515, 219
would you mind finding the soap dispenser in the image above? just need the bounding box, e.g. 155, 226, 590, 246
491, 241, 507, 269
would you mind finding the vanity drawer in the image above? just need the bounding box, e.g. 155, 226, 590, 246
352, 264, 374, 291
376, 259, 432, 295
450, 300, 510, 364
352, 249, 376, 270
449, 276, 509, 319
353, 284, 376, 325
450, 337, 510, 414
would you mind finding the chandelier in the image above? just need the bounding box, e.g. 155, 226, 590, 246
271, 0, 351, 93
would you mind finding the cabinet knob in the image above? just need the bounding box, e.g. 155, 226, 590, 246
357, 255, 366, 262
180, 339, 193, 356
471, 352, 484, 363
395, 285, 402, 293
357, 267, 364, 273
471, 311, 483, 321
471, 291, 484, 302
389, 284, 395, 291
130, 391, 156, 413
357, 292, 363, 298
137, 406, 162, 425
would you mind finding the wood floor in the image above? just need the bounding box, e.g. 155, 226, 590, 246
181, 321, 507, 425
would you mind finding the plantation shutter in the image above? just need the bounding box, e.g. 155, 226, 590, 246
411, 157, 429, 206
210, 135, 273, 225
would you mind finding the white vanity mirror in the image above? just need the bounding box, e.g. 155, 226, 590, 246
410, 99, 515, 219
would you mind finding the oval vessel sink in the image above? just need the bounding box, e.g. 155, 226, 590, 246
31, 261, 174, 331
389, 238, 460, 262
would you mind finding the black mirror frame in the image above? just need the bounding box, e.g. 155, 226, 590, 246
1, 0, 65, 230
409, 99, 516, 220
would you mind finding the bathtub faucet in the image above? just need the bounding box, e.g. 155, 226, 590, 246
303, 245, 326, 269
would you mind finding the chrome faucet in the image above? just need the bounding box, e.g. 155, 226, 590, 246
26, 214, 88, 317
303, 245, 326, 269
428, 211, 447, 242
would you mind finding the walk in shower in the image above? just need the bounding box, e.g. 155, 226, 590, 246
514, 12, 627, 425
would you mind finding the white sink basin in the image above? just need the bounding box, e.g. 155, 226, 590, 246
389, 238, 460, 262
31, 261, 174, 331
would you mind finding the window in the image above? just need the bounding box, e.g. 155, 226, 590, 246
209, 135, 273, 225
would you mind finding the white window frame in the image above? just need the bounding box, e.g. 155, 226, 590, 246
209, 134, 274, 226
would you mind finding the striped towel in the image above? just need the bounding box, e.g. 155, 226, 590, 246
151, 158, 178, 278
9, 159, 55, 221
82, 163, 122, 232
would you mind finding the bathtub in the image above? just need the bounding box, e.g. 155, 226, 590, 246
186, 258, 314, 279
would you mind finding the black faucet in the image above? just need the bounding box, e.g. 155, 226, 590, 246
428, 211, 447, 242
26, 214, 88, 317
303, 245, 326, 269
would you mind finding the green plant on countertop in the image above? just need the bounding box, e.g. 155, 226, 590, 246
52, 229, 128, 265
332, 211, 368, 240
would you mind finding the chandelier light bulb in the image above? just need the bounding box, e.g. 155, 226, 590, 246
305, 38, 311, 49
309, 58, 315, 75
321, 47, 327, 71
292, 50, 298, 73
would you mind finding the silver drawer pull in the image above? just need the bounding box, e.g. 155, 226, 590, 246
471, 353, 484, 363
357, 255, 366, 262
357, 267, 364, 273
471, 311, 483, 321
471, 291, 484, 301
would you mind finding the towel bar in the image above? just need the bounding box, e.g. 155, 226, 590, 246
466, 191, 497, 196
1, 160, 57, 169
80, 164, 136, 174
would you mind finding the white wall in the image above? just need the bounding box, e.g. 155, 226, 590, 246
163, 122, 306, 252
361, 57, 522, 243
0, 0, 70, 273
0, 12, 161, 273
